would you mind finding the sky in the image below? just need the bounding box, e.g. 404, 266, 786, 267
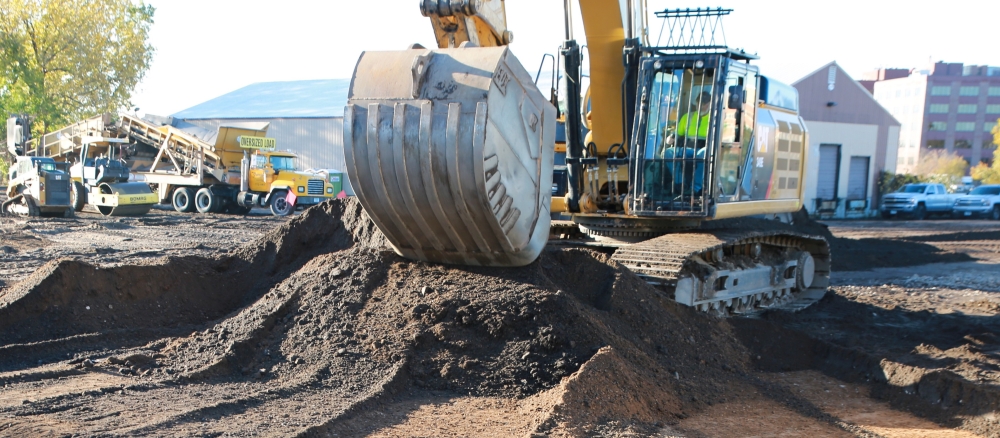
131, 0, 1000, 117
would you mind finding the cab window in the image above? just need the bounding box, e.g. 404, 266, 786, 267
269, 156, 295, 171
644, 68, 715, 160
251, 155, 267, 169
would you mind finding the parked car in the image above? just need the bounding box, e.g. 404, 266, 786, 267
880, 183, 960, 220
952, 184, 1000, 220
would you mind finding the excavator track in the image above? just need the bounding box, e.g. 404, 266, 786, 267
611, 219, 830, 316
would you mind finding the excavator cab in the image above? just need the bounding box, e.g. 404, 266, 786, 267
630, 50, 758, 217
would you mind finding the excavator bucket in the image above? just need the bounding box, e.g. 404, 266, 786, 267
345, 47, 556, 267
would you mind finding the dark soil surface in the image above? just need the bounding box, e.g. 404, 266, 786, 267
0, 202, 998, 436
735, 217, 1000, 437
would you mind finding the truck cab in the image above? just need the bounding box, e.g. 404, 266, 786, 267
952, 184, 1000, 220
245, 150, 342, 215
881, 183, 959, 220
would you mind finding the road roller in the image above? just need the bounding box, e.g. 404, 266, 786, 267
68, 136, 158, 216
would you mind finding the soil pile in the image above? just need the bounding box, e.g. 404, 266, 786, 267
737, 286, 1000, 437
3, 200, 994, 436
0, 199, 385, 368
0, 198, 764, 436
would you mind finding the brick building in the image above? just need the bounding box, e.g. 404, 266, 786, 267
867, 62, 1000, 173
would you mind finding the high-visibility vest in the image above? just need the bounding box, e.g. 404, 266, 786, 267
677, 111, 710, 139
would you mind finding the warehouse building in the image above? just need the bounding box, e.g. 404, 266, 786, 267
793, 62, 901, 218
168, 79, 353, 194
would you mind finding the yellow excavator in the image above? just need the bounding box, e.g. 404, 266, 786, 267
344, 1, 829, 315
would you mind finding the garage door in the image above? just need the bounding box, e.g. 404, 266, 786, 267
816, 144, 840, 200
846, 156, 870, 200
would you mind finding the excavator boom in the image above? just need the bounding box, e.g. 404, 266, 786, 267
421, 0, 511, 48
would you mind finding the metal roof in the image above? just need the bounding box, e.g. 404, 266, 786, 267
172, 79, 351, 119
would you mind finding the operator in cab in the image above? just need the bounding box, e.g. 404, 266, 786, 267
661, 91, 710, 195
676, 91, 711, 148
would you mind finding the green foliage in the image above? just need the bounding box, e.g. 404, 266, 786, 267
970, 118, 1000, 184
0, 0, 155, 134
911, 150, 968, 187
878, 171, 923, 195
0, 153, 9, 185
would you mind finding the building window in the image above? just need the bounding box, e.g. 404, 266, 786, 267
908, 157, 915, 165
931, 86, 951, 96
988, 122, 999, 132
958, 104, 978, 114
927, 140, 945, 148
929, 121, 948, 131
955, 139, 972, 148
929, 104, 949, 113
989, 87, 1000, 96
956, 122, 976, 131
959, 86, 979, 96
987, 104, 1000, 114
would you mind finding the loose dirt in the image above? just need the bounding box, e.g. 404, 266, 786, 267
1, 203, 998, 436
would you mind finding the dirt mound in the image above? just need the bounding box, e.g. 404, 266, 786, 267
0, 198, 385, 368
141, 242, 753, 435
0, 197, 769, 435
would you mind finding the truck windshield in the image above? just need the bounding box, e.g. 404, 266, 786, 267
970, 186, 1000, 195
32, 160, 57, 172
269, 156, 295, 171
899, 184, 927, 193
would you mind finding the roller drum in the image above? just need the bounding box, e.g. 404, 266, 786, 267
345, 47, 556, 267
96, 182, 154, 216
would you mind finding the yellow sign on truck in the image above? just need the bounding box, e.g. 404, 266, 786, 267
238, 136, 276, 151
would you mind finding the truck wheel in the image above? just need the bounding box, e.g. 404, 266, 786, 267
269, 190, 294, 216
195, 188, 219, 214
70, 181, 86, 212
913, 204, 927, 220
880, 211, 892, 219
62, 207, 75, 218
991, 206, 1000, 221
173, 187, 197, 213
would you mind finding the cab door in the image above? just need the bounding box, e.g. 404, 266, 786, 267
247, 154, 269, 192
929, 184, 946, 210
717, 62, 756, 201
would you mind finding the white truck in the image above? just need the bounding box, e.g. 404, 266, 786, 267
952, 184, 1000, 220
880, 183, 960, 220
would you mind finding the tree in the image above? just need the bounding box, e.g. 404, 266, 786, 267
911, 149, 968, 187
970, 118, 1000, 184
878, 170, 923, 195
0, 0, 155, 137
